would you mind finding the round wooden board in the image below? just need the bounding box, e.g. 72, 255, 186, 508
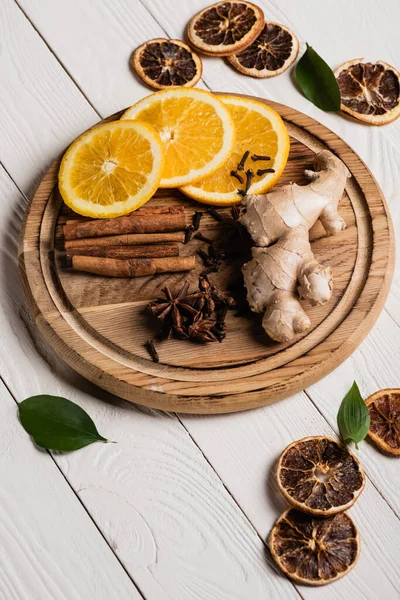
19, 96, 394, 414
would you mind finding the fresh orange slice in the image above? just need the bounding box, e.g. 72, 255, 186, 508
365, 389, 400, 455
276, 436, 365, 516
187, 1, 264, 57
269, 509, 360, 586
181, 94, 289, 205
121, 88, 235, 188
227, 22, 299, 78
335, 59, 400, 125
132, 39, 202, 90
58, 120, 164, 218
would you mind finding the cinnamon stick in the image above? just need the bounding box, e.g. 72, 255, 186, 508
72, 255, 196, 278
66, 244, 179, 259
65, 207, 181, 225
64, 232, 186, 249
63, 207, 187, 240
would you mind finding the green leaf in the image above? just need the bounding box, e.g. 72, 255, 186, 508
295, 44, 341, 112
19, 395, 111, 452
337, 382, 370, 449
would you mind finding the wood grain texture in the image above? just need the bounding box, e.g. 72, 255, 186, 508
2, 0, 400, 596
141, 0, 400, 328
306, 309, 400, 515
3, 155, 400, 599
0, 377, 139, 600
180, 389, 400, 599
16, 0, 208, 115
0, 0, 98, 195
54, 406, 299, 600
0, 7, 302, 597
1, 163, 298, 600
17, 0, 400, 326
20, 100, 394, 413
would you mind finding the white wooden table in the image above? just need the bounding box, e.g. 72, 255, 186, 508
1, 1, 399, 598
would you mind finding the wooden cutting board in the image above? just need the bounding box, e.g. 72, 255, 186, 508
19, 97, 394, 414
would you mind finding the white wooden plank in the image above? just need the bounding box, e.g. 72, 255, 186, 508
15, 0, 207, 116
141, 0, 400, 324
0, 182, 298, 598
306, 310, 400, 514
4, 0, 400, 596
142, 0, 400, 152
180, 391, 400, 599
0, 0, 98, 194
19, 0, 400, 505
18, 0, 400, 325
259, 0, 400, 153
54, 406, 299, 600
132, 0, 400, 537
0, 378, 139, 600
0, 6, 298, 595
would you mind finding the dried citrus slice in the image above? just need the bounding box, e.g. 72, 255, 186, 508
227, 22, 299, 78
187, 1, 264, 57
276, 436, 365, 516
181, 94, 289, 205
58, 120, 164, 218
335, 59, 400, 125
365, 389, 400, 456
268, 509, 360, 586
132, 39, 202, 90
121, 88, 235, 188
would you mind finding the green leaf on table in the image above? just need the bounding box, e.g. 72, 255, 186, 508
19, 395, 111, 452
295, 44, 341, 112
337, 382, 370, 449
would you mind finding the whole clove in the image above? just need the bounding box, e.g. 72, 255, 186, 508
197, 245, 226, 272
212, 327, 226, 342
207, 205, 246, 242
207, 207, 224, 222
251, 154, 271, 162
194, 231, 214, 244
192, 211, 203, 231
145, 339, 159, 363
216, 303, 229, 328
257, 168, 275, 176
237, 150, 250, 171
244, 169, 254, 194
184, 227, 194, 244
230, 170, 244, 184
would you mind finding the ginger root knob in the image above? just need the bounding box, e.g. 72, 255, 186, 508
241, 150, 349, 343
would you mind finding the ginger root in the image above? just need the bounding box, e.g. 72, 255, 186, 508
241, 150, 350, 343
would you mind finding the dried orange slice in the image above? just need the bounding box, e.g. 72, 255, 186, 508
268, 509, 360, 586
276, 436, 365, 516
335, 59, 400, 125
58, 120, 164, 218
181, 94, 289, 205
365, 389, 400, 456
121, 88, 235, 188
227, 22, 299, 78
132, 39, 202, 90
187, 1, 264, 57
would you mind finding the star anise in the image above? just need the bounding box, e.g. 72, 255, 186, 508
158, 320, 190, 341
189, 275, 236, 316
146, 276, 236, 345
146, 281, 197, 330
187, 313, 219, 343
